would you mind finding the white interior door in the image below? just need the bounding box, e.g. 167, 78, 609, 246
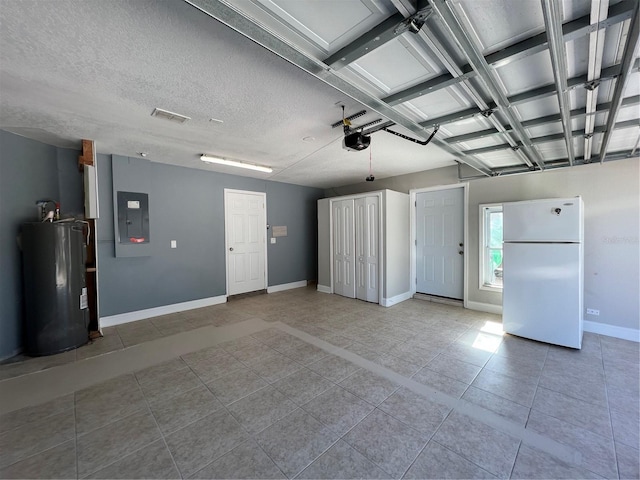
416, 188, 464, 299
355, 196, 379, 302
333, 199, 355, 298
225, 190, 266, 296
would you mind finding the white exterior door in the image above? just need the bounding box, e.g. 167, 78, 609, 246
416, 188, 464, 299
355, 196, 379, 302
225, 190, 266, 296
332, 199, 355, 298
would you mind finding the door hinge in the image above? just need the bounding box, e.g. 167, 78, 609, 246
415, 201, 417, 207
415, 239, 417, 246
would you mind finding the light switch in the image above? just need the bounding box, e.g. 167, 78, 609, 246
270, 237, 276, 244
171, 240, 177, 249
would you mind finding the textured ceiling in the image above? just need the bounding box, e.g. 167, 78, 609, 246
1, 0, 638, 188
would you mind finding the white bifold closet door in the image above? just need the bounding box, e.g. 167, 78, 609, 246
332, 196, 379, 302
332, 199, 355, 298
355, 196, 379, 302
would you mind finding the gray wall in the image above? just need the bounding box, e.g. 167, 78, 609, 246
332, 160, 640, 332
317, 199, 331, 288
97, 155, 323, 317
384, 190, 410, 299
0, 131, 83, 359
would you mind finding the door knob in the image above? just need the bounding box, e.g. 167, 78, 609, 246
229, 247, 234, 251
458, 251, 464, 255
459, 243, 463, 247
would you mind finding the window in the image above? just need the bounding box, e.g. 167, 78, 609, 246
480, 204, 503, 290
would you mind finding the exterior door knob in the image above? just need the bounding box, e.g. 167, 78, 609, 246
459, 250, 464, 255
229, 247, 234, 251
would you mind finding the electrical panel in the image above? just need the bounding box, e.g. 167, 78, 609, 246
117, 191, 149, 244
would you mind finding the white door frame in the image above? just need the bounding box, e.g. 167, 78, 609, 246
328, 191, 384, 304
409, 183, 468, 307
224, 188, 268, 297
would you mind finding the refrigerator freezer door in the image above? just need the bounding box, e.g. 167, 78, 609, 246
503, 243, 583, 349
503, 198, 583, 243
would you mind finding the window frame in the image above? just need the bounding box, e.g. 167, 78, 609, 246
479, 203, 503, 292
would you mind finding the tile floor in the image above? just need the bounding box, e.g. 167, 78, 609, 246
0, 286, 638, 479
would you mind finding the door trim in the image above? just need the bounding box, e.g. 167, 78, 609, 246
328, 191, 384, 304
224, 188, 268, 298
409, 183, 468, 308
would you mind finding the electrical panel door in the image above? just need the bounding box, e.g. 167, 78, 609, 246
117, 191, 149, 244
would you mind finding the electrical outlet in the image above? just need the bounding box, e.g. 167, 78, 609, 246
586, 308, 599, 316
170, 240, 177, 249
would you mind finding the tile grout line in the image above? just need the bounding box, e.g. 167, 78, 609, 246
132, 373, 185, 479
74, 393, 79, 480
526, 338, 550, 427
508, 441, 524, 479
274, 321, 585, 470
600, 334, 621, 480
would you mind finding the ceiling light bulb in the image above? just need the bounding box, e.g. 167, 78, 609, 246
200, 155, 272, 173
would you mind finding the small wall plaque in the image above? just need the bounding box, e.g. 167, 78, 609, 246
272, 226, 288, 237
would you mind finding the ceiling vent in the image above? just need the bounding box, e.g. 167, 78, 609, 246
151, 108, 191, 124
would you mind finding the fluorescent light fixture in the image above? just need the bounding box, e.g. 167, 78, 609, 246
200, 155, 272, 173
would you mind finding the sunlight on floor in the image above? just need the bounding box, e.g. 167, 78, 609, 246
471, 321, 504, 352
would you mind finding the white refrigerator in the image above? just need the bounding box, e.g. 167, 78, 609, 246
502, 197, 584, 349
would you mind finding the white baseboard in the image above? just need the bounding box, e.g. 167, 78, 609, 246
584, 320, 640, 342
99, 295, 228, 328
267, 280, 308, 294
466, 301, 503, 315
317, 284, 332, 294
381, 291, 413, 307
